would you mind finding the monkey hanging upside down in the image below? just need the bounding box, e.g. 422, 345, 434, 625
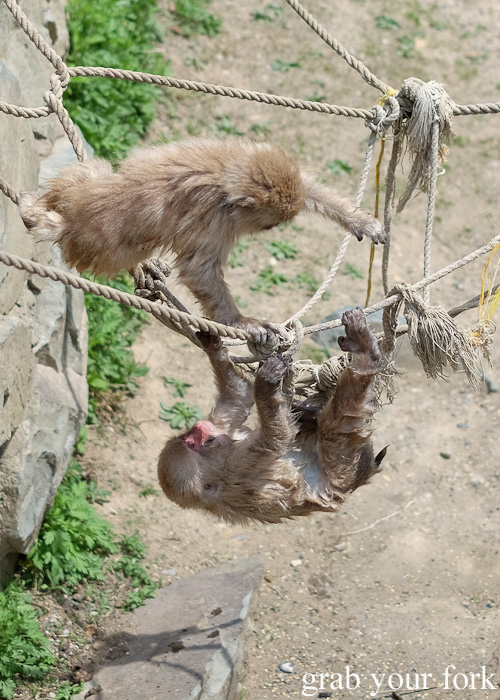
19, 138, 385, 341
158, 308, 387, 524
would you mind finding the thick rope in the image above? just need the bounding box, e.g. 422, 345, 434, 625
281, 0, 389, 94
67, 66, 374, 119
304, 233, 500, 335
0, 250, 248, 341
286, 130, 378, 325
2, 233, 499, 341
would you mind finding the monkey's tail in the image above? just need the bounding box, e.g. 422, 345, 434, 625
18, 159, 112, 241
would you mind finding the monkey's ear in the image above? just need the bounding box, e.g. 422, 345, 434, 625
228, 194, 257, 208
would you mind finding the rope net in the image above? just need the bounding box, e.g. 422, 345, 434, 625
1, 0, 499, 379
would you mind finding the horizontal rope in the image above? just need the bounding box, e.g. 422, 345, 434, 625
0, 250, 248, 341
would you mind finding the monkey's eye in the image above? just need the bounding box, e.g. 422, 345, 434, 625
203, 483, 218, 494
204, 436, 217, 446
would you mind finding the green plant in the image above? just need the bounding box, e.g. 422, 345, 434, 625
65, 0, 167, 161
0, 581, 55, 699
229, 241, 250, 268
266, 240, 298, 260
327, 159, 353, 177
270, 58, 302, 73
251, 4, 282, 21
22, 464, 118, 590
295, 273, 330, 299
85, 273, 149, 424
159, 401, 203, 429
113, 535, 161, 611
397, 35, 416, 59
250, 267, 288, 295
250, 123, 272, 137
55, 681, 85, 699
343, 263, 363, 279
174, 0, 222, 37
139, 485, 158, 497
375, 14, 400, 30
212, 114, 244, 136
162, 376, 192, 397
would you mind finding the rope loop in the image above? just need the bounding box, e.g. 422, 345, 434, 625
366, 95, 400, 134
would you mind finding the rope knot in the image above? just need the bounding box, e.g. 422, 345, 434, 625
367, 92, 400, 134
395, 77, 455, 212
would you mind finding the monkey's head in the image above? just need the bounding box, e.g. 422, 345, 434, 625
158, 420, 232, 514
224, 144, 306, 232
158, 420, 290, 524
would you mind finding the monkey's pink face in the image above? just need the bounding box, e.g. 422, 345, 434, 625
180, 421, 230, 452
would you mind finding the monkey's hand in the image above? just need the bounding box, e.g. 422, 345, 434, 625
257, 355, 287, 385
236, 316, 282, 357
197, 331, 223, 353
338, 308, 381, 363
356, 216, 386, 245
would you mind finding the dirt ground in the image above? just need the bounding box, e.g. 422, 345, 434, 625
56, 0, 500, 697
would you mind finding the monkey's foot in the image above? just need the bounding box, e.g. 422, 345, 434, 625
133, 257, 172, 296
338, 308, 380, 361
258, 355, 287, 384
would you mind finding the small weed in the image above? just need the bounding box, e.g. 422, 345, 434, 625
0, 581, 55, 698
327, 159, 353, 177
120, 533, 147, 559
212, 114, 244, 136
250, 267, 288, 295
159, 402, 203, 429
271, 58, 302, 73
375, 14, 400, 31
250, 123, 272, 137
295, 273, 330, 299
229, 241, 250, 268
113, 536, 161, 610
174, 0, 222, 37
162, 376, 192, 398
343, 263, 363, 279
85, 273, 148, 425
252, 4, 282, 21
55, 681, 85, 699
305, 91, 327, 103
266, 240, 298, 260
397, 35, 416, 59
139, 486, 159, 498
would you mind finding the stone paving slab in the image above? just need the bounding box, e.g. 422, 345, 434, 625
76, 558, 263, 700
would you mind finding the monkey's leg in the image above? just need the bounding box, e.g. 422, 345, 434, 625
317, 308, 385, 494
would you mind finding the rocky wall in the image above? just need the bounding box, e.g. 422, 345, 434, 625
0, 0, 88, 583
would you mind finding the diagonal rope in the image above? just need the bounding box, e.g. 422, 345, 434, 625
282, 0, 389, 94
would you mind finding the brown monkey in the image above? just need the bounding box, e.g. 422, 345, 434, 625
19, 139, 384, 340
158, 307, 386, 524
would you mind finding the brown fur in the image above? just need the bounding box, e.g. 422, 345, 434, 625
158, 308, 386, 524
20, 139, 385, 336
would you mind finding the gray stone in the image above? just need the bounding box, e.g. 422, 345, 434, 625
0, 0, 88, 577
1, 362, 87, 554
81, 559, 263, 700
0, 59, 38, 314
0, 316, 34, 446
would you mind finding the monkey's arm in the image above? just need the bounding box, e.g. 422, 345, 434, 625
198, 334, 254, 434
316, 308, 386, 495
301, 173, 385, 244
248, 356, 297, 455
